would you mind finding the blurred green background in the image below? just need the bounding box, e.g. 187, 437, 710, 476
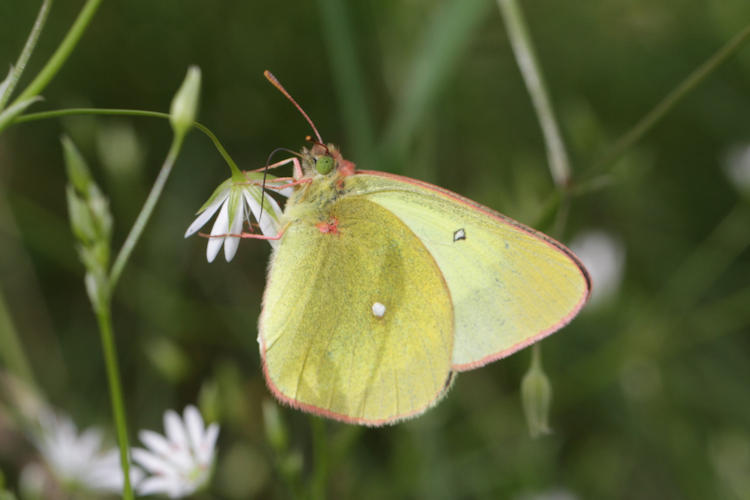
2, 0, 750, 498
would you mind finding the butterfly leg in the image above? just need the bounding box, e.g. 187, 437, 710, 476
198, 222, 290, 242
247, 156, 303, 179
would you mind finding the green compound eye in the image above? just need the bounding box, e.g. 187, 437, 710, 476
315, 155, 334, 174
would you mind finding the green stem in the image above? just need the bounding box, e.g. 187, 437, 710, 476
0, 288, 36, 387
14, 108, 241, 173
497, 0, 571, 188
97, 131, 188, 498
498, 0, 570, 437
12, 0, 103, 105
594, 22, 750, 172
95, 304, 133, 500
310, 417, 328, 500
109, 135, 183, 290
531, 342, 542, 370
0, 0, 53, 110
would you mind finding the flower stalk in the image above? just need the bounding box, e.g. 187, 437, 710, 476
12, 0, 103, 105
60, 68, 201, 500
497, 0, 571, 189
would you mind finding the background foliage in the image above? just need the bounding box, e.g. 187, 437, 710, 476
1, 0, 750, 498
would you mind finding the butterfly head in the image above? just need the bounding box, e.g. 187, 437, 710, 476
301, 142, 356, 179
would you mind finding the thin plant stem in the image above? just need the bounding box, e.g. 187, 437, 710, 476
594, 22, 750, 172
95, 304, 133, 500
0, 0, 53, 110
531, 342, 542, 370
109, 136, 183, 290
99, 130, 188, 499
12, 0, 103, 105
0, 288, 36, 387
14, 108, 241, 173
498, 0, 572, 438
497, 0, 571, 189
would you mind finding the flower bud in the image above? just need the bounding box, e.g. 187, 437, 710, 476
65, 185, 96, 244
87, 183, 113, 243
61, 135, 93, 196
170, 66, 201, 140
262, 400, 288, 452
521, 346, 553, 438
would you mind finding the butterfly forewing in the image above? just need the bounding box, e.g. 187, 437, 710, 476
347, 172, 590, 370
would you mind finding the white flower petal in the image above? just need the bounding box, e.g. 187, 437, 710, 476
243, 189, 282, 249
33, 409, 138, 494
132, 447, 177, 476
134, 405, 218, 497
164, 410, 190, 454
265, 179, 294, 198
184, 190, 228, 237
223, 197, 244, 261
260, 192, 283, 231
206, 200, 229, 262
86, 449, 144, 493
183, 406, 205, 454
197, 423, 220, 466
139, 429, 173, 457
569, 230, 626, 307
137, 474, 185, 498
77, 428, 103, 460
723, 143, 750, 192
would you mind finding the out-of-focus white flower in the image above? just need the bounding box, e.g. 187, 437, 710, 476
723, 143, 750, 193
132, 405, 220, 499
184, 174, 286, 261
33, 409, 142, 494
18, 462, 47, 500
569, 230, 626, 307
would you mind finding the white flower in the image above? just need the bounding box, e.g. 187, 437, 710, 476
185, 174, 286, 262
132, 405, 220, 499
33, 409, 142, 493
569, 230, 626, 307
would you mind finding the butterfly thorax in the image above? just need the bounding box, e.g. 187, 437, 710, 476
282, 143, 356, 226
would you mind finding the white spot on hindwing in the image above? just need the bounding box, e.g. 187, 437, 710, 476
372, 302, 386, 318
453, 228, 466, 242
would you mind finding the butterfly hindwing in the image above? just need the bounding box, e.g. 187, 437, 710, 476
258, 196, 454, 425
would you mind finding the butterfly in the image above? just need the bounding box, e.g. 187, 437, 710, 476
195, 72, 591, 426
253, 73, 591, 425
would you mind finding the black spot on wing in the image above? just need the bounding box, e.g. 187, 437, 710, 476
453, 228, 466, 242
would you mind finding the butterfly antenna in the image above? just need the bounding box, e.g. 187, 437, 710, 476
264, 70, 323, 144
305, 135, 331, 154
